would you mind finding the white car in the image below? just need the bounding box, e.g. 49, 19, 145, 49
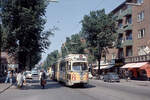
25, 71, 32, 79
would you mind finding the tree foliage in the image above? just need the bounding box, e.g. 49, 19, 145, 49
61, 33, 86, 57
1, 0, 54, 70
43, 50, 59, 68
81, 9, 117, 73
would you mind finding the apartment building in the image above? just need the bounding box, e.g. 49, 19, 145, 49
105, 0, 150, 79
109, 0, 150, 61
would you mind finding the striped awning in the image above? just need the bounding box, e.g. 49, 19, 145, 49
121, 62, 148, 68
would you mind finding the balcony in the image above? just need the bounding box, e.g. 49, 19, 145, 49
123, 40, 133, 46
125, 55, 150, 63
122, 7, 132, 17
123, 24, 132, 31
116, 15, 123, 21
116, 40, 124, 48
117, 28, 124, 34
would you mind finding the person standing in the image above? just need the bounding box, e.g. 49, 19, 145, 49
39, 70, 46, 89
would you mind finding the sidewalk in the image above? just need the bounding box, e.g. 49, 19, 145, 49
0, 83, 12, 94
0, 76, 16, 94
120, 79, 150, 87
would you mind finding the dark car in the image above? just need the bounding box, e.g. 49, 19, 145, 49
103, 73, 120, 82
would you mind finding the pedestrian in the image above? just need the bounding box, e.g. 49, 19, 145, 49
5, 70, 13, 84
16, 71, 24, 88
39, 70, 47, 89
23, 71, 27, 86
125, 70, 129, 82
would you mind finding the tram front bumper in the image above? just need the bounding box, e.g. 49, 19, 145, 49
68, 80, 88, 85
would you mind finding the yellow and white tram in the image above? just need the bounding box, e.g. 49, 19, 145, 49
54, 54, 89, 86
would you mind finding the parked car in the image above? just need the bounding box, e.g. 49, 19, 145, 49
103, 73, 120, 82
31, 69, 38, 75
88, 72, 93, 79
25, 71, 32, 79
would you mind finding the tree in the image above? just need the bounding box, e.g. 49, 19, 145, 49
1, 0, 54, 70
81, 9, 117, 77
43, 50, 59, 68
61, 33, 86, 57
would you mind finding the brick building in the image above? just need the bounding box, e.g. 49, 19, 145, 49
0, 52, 18, 78
105, 0, 150, 79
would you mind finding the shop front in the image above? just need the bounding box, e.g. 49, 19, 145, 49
121, 62, 150, 80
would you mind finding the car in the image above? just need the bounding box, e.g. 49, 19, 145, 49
103, 73, 120, 82
88, 72, 93, 79
25, 71, 32, 79
31, 69, 39, 75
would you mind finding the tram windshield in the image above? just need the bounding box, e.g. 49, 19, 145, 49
72, 62, 88, 71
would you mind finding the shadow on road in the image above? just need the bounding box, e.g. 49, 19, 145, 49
17, 79, 96, 90
20, 79, 63, 90
70, 84, 96, 89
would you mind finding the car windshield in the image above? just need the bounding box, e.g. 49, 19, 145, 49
72, 62, 87, 71
110, 74, 119, 78
27, 72, 31, 74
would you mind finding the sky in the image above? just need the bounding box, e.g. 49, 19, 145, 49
41, 0, 125, 63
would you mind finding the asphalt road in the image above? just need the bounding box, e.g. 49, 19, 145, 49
0, 76, 150, 100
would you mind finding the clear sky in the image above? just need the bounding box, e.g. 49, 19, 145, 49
41, 0, 125, 63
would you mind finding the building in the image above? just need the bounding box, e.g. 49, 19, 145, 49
105, 0, 150, 80
0, 52, 18, 78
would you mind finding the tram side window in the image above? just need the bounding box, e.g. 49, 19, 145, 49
67, 62, 71, 70
60, 62, 66, 71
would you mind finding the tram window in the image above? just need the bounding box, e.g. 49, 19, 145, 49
72, 65, 81, 71
60, 61, 66, 71
72, 62, 87, 71
82, 63, 88, 70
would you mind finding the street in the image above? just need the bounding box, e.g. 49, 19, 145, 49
0, 76, 150, 100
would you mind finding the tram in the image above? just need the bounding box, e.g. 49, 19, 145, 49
54, 54, 89, 86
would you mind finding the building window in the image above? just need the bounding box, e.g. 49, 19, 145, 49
138, 28, 145, 39
138, 46, 146, 55
126, 16, 132, 24
112, 53, 116, 59
119, 48, 124, 58
137, 0, 144, 4
126, 31, 132, 40
137, 11, 144, 22
126, 46, 133, 57
118, 22, 123, 28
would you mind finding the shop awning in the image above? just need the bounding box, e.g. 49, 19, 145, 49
121, 62, 148, 68
93, 65, 114, 69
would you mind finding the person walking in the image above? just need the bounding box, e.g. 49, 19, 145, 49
16, 71, 24, 88
5, 70, 13, 84
125, 70, 129, 82
39, 70, 46, 89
